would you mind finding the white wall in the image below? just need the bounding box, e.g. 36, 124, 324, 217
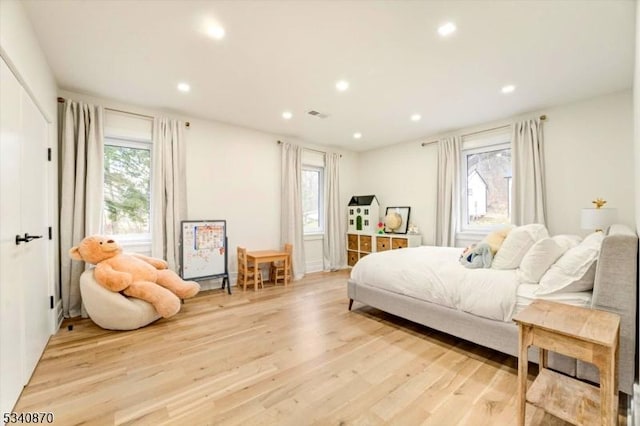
357, 138, 439, 245
357, 90, 635, 245
58, 90, 358, 287
188, 128, 358, 280
0, 0, 59, 327
544, 91, 634, 235
0, 0, 57, 122
634, 1, 639, 421
185, 128, 358, 278
635, 0, 640, 235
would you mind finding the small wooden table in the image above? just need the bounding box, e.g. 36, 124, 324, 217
245, 250, 290, 291
513, 300, 620, 426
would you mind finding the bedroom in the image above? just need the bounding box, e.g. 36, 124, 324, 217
0, 0, 639, 424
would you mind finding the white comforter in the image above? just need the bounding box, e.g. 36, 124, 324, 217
350, 246, 519, 322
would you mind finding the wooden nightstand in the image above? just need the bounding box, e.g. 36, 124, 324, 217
512, 300, 620, 425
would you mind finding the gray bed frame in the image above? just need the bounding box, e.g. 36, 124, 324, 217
347, 224, 638, 395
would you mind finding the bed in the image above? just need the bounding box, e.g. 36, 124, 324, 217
347, 224, 638, 395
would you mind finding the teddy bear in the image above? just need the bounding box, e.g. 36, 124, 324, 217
480, 226, 513, 255
69, 235, 200, 318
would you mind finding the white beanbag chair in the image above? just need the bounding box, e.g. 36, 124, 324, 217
80, 268, 161, 331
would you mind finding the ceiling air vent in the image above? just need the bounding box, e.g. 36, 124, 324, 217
307, 110, 329, 119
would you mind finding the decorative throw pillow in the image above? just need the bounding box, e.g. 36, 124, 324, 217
492, 223, 549, 270
480, 226, 513, 254
517, 237, 568, 284
535, 232, 605, 295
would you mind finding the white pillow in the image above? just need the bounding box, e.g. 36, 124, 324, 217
535, 232, 605, 295
551, 234, 582, 251
492, 224, 549, 270
517, 238, 568, 284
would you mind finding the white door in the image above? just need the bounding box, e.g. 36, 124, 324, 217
20, 82, 51, 378
0, 57, 52, 413
0, 55, 26, 415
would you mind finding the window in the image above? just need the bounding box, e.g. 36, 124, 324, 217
103, 137, 152, 243
302, 166, 324, 234
460, 132, 511, 230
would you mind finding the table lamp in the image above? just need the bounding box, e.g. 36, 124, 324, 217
580, 198, 617, 232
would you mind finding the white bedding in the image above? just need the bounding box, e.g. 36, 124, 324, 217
350, 246, 519, 322
515, 284, 592, 315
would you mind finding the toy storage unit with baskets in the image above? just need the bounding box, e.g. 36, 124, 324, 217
346, 233, 421, 266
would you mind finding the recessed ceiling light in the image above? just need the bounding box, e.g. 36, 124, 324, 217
438, 22, 457, 37
501, 84, 516, 94
282, 111, 293, 120
207, 25, 226, 40
353, 132, 362, 139
336, 80, 350, 92
411, 114, 422, 122
177, 82, 190, 93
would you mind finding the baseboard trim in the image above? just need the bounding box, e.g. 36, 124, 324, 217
197, 272, 238, 291
632, 382, 639, 426
305, 260, 324, 274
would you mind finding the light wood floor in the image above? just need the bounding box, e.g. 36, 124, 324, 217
15, 270, 627, 425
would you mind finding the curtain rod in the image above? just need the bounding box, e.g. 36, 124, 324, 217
57, 97, 191, 127
421, 114, 547, 147
277, 140, 342, 157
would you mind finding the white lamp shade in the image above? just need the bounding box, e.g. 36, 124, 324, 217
580, 208, 618, 231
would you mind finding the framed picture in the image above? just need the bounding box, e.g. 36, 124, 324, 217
384, 206, 411, 234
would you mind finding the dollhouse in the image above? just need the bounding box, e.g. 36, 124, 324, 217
347, 195, 379, 233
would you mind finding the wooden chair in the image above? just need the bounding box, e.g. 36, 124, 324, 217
237, 246, 263, 291
269, 243, 293, 286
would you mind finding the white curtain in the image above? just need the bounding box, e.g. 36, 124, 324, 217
151, 118, 187, 272
323, 152, 345, 270
435, 136, 461, 247
512, 118, 546, 225
59, 100, 104, 318
280, 142, 305, 280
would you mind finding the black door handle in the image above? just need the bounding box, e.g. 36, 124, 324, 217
15, 233, 43, 245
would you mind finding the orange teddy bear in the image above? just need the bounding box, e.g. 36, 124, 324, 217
70, 235, 200, 318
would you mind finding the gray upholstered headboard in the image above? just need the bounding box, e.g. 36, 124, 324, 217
580, 224, 638, 394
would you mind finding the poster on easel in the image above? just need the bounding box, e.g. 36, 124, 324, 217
179, 220, 229, 287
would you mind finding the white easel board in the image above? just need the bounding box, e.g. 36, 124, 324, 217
179, 220, 227, 281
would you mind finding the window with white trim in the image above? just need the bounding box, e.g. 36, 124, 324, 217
302, 165, 324, 234
103, 136, 152, 245
460, 130, 512, 231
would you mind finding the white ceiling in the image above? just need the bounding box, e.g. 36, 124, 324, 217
23, 0, 636, 151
